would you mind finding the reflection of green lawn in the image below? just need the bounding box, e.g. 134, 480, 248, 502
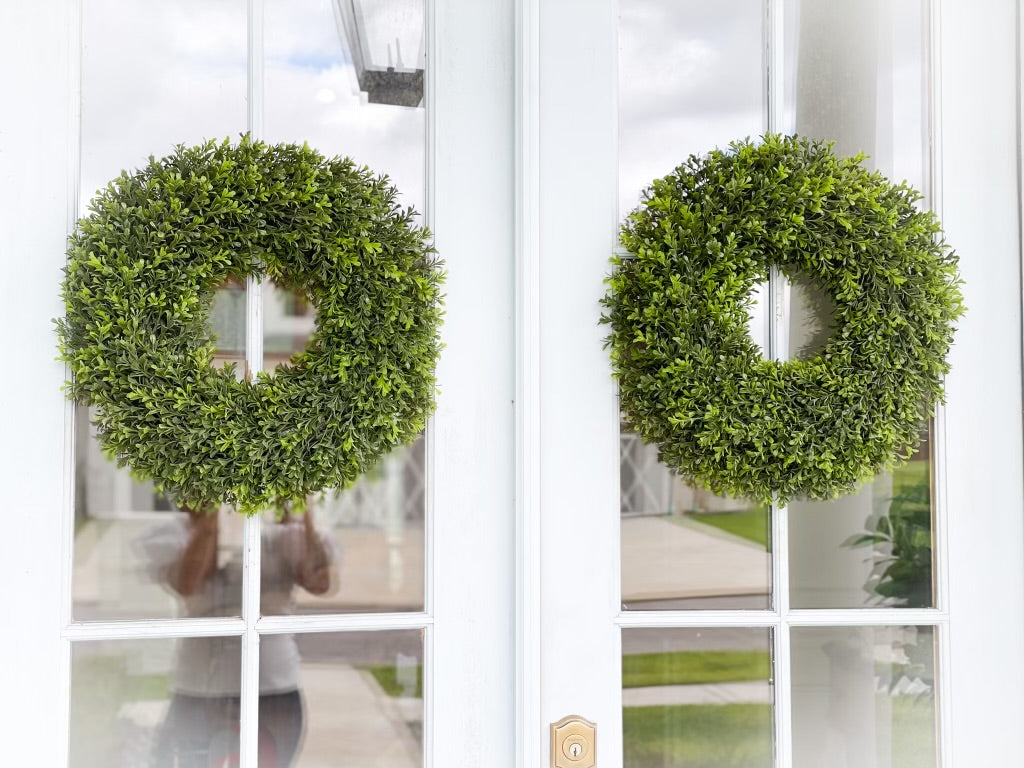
888, 695, 937, 768
687, 507, 770, 549
623, 697, 934, 768
893, 458, 930, 496
679, 458, 930, 555
366, 664, 424, 698
624, 651, 769, 688
70, 654, 171, 767
624, 703, 773, 768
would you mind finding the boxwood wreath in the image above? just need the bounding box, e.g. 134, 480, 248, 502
59, 137, 444, 514
602, 134, 963, 504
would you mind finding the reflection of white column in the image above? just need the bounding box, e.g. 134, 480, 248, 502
791, 0, 889, 609
796, 0, 881, 162
792, 628, 884, 768
385, 452, 406, 592
823, 629, 880, 768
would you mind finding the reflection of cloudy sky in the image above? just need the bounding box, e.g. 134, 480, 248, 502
81, 0, 924, 233
264, 0, 425, 214
618, 0, 927, 219
618, 0, 765, 219
80, 0, 425, 217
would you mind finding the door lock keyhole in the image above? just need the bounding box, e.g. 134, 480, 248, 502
550, 716, 596, 768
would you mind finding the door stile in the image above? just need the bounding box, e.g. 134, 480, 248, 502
430, 0, 518, 765
537, 0, 623, 763
939, 0, 1024, 763
0, 0, 78, 764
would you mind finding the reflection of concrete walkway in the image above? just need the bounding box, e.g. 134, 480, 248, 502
72, 516, 426, 619
297, 663, 420, 768
621, 517, 770, 602
624, 681, 771, 707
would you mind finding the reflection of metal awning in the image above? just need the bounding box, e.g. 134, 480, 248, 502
333, 0, 425, 108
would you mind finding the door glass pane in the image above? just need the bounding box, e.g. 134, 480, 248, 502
261, 0, 427, 616
792, 626, 938, 768
623, 628, 774, 768
71, 637, 242, 767
618, 0, 771, 612
784, 0, 934, 609
259, 630, 424, 767
74, 0, 248, 621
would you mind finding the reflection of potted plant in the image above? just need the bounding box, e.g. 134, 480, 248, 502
847, 483, 933, 608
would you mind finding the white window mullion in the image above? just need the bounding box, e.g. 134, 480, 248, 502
765, 3, 793, 766
58, 5, 85, 766
616, 611, 779, 629
927, 3, 954, 764
256, 612, 433, 635
241, 1, 265, 766
63, 617, 247, 641
424, 3, 437, 764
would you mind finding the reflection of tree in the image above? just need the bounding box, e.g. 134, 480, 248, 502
847, 480, 933, 608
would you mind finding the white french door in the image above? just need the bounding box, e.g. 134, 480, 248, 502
1, 0, 1023, 767
527, 1, 1024, 767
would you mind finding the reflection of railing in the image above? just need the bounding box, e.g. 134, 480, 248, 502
322, 434, 425, 526
620, 431, 671, 517
620, 430, 750, 517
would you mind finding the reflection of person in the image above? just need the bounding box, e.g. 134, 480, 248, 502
144, 501, 334, 767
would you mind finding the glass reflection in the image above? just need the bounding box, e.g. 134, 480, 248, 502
792, 626, 938, 768
261, 282, 426, 615
786, 276, 934, 609
264, 631, 424, 767
80, 0, 246, 212
787, 0, 929, 196
623, 628, 774, 768
70, 638, 242, 768
73, 281, 246, 621
265, 0, 426, 214
75, 0, 247, 620
790, 427, 934, 609
785, 0, 933, 609
618, 0, 765, 220
620, 436, 771, 611
261, 0, 428, 614
618, 0, 770, 613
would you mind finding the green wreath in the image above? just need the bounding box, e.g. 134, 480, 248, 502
602, 135, 963, 504
59, 137, 444, 514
